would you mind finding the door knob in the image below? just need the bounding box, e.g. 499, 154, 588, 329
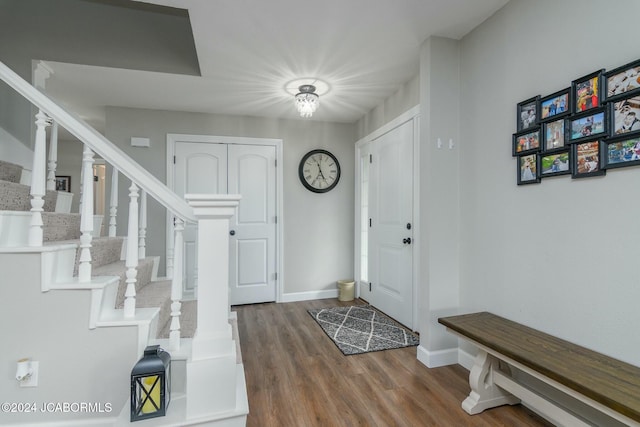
403, 237, 412, 244
230, 230, 236, 236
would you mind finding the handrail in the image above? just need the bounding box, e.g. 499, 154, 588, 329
0, 60, 196, 223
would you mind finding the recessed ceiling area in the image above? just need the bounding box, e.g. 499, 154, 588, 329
3, 0, 510, 129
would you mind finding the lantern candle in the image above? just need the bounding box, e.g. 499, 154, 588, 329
141, 375, 160, 414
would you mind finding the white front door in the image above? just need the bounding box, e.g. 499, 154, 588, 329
366, 120, 414, 327
228, 144, 277, 305
173, 139, 277, 304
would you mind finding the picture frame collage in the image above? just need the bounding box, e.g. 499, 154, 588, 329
514, 58, 640, 185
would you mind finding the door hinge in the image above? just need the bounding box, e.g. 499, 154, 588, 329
275, 159, 277, 167
369, 154, 373, 163
173, 155, 176, 164
274, 216, 277, 224
369, 282, 372, 292
369, 218, 372, 227
275, 272, 278, 280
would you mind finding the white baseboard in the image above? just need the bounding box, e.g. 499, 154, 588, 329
280, 289, 339, 303
416, 345, 458, 368
416, 345, 476, 370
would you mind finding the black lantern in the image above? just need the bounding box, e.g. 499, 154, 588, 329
130, 345, 171, 422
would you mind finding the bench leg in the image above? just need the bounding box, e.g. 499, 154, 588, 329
462, 350, 520, 415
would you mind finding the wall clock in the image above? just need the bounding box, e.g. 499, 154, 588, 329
298, 149, 341, 193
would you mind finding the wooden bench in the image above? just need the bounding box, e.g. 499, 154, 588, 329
438, 312, 640, 427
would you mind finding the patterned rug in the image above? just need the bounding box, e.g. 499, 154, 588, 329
308, 305, 419, 355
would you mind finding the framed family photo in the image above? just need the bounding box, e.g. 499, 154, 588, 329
567, 108, 607, 144
517, 153, 540, 185
604, 58, 640, 103
542, 119, 566, 152
572, 140, 605, 179
540, 150, 570, 178
539, 88, 571, 123
572, 69, 603, 113
609, 94, 640, 138
517, 95, 540, 131
55, 175, 71, 192
512, 128, 541, 156
603, 135, 640, 170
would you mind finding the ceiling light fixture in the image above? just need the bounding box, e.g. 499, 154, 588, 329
295, 84, 319, 118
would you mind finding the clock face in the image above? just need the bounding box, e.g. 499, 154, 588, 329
298, 149, 341, 193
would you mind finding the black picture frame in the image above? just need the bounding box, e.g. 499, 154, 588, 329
517, 153, 540, 185
567, 108, 607, 144
55, 175, 71, 192
512, 127, 541, 157
604, 58, 640, 103
571, 69, 604, 114
517, 95, 540, 132
608, 93, 640, 139
542, 118, 566, 152
572, 139, 605, 179
603, 134, 640, 170
539, 88, 571, 123
540, 150, 571, 178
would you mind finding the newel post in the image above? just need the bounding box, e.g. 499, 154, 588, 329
184, 194, 244, 420
184, 194, 241, 360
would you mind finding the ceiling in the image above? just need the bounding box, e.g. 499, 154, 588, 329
37, 0, 509, 130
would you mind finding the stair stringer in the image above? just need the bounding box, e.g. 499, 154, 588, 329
0, 249, 160, 426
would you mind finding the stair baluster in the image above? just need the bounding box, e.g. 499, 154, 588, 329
28, 110, 50, 247
78, 145, 94, 282
124, 181, 139, 317
108, 167, 118, 237
138, 189, 147, 259
46, 121, 58, 191
169, 217, 184, 350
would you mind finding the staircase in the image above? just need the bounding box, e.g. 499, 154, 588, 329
0, 60, 248, 426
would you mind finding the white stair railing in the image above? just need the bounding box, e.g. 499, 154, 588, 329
108, 167, 118, 237
124, 182, 139, 317
138, 190, 147, 259
78, 145, 94, 282
46, 121, 58, 191
169, 217, 184, 350
28, 110, 49, 247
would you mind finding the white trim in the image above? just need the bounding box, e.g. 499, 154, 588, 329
166, 133, 284, 303
354, 105, 420, 330
280, 288, 339, 303
416, 344, 458, 368
354, 105, 421, 146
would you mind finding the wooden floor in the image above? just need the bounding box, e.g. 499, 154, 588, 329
233, 299, 554, 427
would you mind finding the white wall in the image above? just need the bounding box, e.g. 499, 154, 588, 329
458, 0, 640, 365
417, 37, 462, 366
104, 107, 355, 297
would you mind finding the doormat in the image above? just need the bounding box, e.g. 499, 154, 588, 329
308, 305, 419, 355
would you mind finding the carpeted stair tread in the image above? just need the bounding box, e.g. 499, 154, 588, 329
0, 180, 58, 212
72, 236, 124, 274
42, 212, 81, 241
0, 160, 23, 183
133, 279, 172, 337
157, 299, 197, 339
93, 257, 156, 308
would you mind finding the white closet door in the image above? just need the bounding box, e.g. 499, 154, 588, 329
228, 144, 277, 305
174, 141, 228, 296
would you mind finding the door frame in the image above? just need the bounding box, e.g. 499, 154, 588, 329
354, 106, 420, 331
166, 133, 284, 303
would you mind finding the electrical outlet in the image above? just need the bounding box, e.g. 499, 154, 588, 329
20, 361, 38, 387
